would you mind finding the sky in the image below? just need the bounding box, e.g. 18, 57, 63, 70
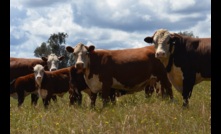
10, 0, 211, 58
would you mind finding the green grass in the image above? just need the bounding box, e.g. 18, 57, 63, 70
10, 81, 211, 134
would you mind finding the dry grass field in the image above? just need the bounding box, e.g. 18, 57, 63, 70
10, 81, 211, 134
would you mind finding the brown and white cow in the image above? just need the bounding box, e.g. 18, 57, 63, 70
34, 64, 90, 108
144, 29, 211, 107
66, 43, 173, 108
10, 54, 64, 105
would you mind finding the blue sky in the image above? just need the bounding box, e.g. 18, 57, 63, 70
10, 0, 211, 58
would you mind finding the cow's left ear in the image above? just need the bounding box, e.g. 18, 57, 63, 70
58, 56, 65, 61
144, 37, 153, 43
66, 46, 74, 53
88, 45, 95, 53
41, 57, 48, 62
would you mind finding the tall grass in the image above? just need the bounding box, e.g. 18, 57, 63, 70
10, 81, 211, 134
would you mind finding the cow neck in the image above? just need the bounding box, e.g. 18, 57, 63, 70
165, 43, 175, 72
165, 53, 174, 72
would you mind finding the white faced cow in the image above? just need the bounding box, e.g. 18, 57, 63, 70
66, 43, 173, 108
144, 29, 211, 107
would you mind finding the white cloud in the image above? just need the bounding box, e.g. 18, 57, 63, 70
10, 0, 211, 58
169, 0, 195, 11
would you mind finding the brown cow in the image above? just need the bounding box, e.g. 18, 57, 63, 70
10, 54, 64, 105
11, 73, 36, 107
66, 43, 173, 108
144, 29, 211, 107
34, 64, 90, 108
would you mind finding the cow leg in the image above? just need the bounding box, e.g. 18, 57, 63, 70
145, 85, 154, 98
31, 94, 39, 106
101, 86, 112, 108
75, 88, 82, 105
17, 91, 24, 107
160, 77, 173, 100
68, 87, 75, 105
90, 92, 97, 108
70, 88, 83, 105
182, 71, 195, 107
51, 95, 57, 103
43, 94, 52, 109
110, 88, 116, 105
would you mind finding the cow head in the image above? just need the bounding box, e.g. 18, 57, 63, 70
42, 54, 64, 71
66, 43, 95, 72
33, 64, 45, 87
144, 29, 180, 59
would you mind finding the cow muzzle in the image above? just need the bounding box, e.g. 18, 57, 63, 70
155, 51, 166, 58
37, 76, 42, 81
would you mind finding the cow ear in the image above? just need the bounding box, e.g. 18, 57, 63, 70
88, 45, 95, 53
42, 57, 48, 62
58, 56, 65, 61
144, 37, 153, 43
66, 46, 74, 53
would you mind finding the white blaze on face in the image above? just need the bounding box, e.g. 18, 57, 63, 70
153, 29, 171, 58
34, 64, 45, 87
73, 43, 90, 70
47, 54, 59, 71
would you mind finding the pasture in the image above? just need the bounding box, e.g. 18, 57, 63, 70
10, 81, 211, 134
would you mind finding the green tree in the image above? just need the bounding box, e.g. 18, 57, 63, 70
34, 42, 50, 57
34, 32, 69, 68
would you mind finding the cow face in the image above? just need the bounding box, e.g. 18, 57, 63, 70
144, 29, 171, 59
33, 64, 45, 86
66, 43, 95, 72
42, 54, 64, 71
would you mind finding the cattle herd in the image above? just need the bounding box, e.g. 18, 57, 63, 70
10, 29, 211, 109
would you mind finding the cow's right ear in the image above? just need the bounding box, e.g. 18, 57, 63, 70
88, 45, 95, 53
144, 37, 153, 43
41, 57, 48, 62
66, 46, 74, 53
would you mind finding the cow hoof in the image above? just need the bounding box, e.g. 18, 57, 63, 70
182, 102, 189, 108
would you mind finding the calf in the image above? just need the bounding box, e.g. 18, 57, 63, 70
10, 54, 64, 105
144, 29, 211, 107
34, 64, 90, 108
66, 43, 173, 108
10, 73, 37, 107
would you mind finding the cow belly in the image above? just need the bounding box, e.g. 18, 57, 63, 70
112, 78, 149, 92
195, 73, 210, 84
167, 65, 183, 93
84, 73, 149, 93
